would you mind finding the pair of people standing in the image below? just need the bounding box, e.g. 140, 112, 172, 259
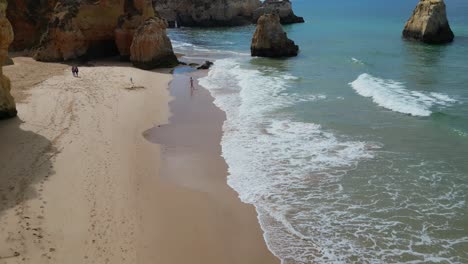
72, 66, 79, 77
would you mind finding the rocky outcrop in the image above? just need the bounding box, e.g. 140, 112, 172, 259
253, 0, 304, 24
0, 0, 17, 119
197, 60, 213, 70
31, 0, 176, 67
251, 14, 298, 57
115, 0, 157, 59
153, 0, 261, 27
34, 0, 122, 61
6, 0, 57, 51
130, 17, 178, 69
403, 0, 454, 44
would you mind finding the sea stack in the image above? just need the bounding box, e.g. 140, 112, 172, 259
253, 0, 304, 24
403, 0, 454, 44
130, 17, 178, 70
0, 0, 17, 119
251, 13, 299, 58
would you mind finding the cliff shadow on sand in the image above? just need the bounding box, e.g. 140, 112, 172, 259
0, 117, 56, 223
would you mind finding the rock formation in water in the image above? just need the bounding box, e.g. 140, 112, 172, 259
153, 0, 261, 27
253, 0, 304, 24
6, 0, 57, 51
251, 14, 298, 57
28, 0, 176, 67
130, 17, 178, 69
0, 0, 17, 119
403, 0, 454, 44
197, 61, 213, 70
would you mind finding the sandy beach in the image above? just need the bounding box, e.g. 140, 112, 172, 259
0, 58, 278, 264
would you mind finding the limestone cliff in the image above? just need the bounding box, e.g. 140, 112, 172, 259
153, 0, 261, 27
403, 0, 454, 44
251, 14, 298, 57
6, 0, 57, 51
34, 0, 122, 61
130, 17, 178, 69
0, 0, 16, 119
115, 0, 156, 59
33, 0, 177, 66
253, 0, 304, 24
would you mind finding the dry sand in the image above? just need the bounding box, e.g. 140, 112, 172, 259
0, 58, 279, 264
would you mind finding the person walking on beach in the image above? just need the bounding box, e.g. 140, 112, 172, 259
72, 66, 79, 77
190, 77, 195, 90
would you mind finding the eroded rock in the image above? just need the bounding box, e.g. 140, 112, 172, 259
197, 61, 213, 70
30, 0, 177, 67
403, 0, 454, 44
130, 17, 178, 69
0, 0, 17, 119
153, 0, 261, 27
6, 0, 57, 51
251, 13, 298, 57
253, 0, 304, 24
115, 0, 156, 60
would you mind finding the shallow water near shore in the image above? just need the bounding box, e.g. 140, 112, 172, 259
169, 0, 468, 263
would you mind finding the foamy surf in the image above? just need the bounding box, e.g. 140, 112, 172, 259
349, 73, 457, 116
200, 58, 377, 264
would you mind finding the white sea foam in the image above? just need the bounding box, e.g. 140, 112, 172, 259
351, 57, 364, 65
198, 58, 468, 264
171, 40, 249, 57
199, 58, 376, 263
349, 73, 457, 116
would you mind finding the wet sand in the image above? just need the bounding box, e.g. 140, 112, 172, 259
143, 68, 279, 264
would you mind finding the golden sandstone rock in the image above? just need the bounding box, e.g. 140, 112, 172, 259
251, 13, 298, 58
130, 17, 178, 69
153, 0, 261, 27
32, 0, 177, 69
403, 0, 454, 44
0, 0, 16, 119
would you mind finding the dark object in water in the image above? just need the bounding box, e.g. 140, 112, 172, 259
197, 61, 214, 70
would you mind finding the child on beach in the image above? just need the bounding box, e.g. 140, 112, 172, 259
190, 77, 195, 90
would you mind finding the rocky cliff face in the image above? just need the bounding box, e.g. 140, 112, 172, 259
34, 0, 123, 61
153, 0, 261, 27
251, 13, 298, 57
31, 0, 177, 66
115, 0, 155, 59
253, 0, 304, 24
403, 0, 454, 44
130, 17, 178, 69
0, 0, 17, 119
6, 0, 57, 51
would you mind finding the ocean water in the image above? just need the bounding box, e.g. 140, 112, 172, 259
168, 0, 468, 263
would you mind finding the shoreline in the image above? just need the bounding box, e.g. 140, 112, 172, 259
143, 67, 280, 263
0, 57, 279, 263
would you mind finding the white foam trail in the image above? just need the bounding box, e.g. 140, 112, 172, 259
349, 73, 457, 116
171, 39, 249, 57
351, 57, 364, 65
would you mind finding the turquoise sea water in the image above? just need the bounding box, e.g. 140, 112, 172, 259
169, 1, 468, 263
